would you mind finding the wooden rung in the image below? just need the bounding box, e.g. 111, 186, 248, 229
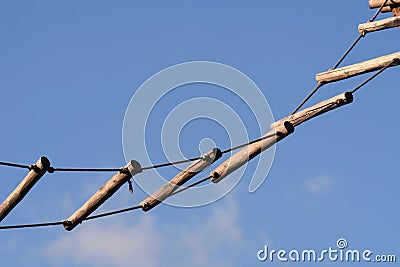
62, 160, 142, 231
370, 1, 400, 15
381, 6, 392, 12
210, 122, 294, 183
209, 91, 356, 184
0, 157, 50, 222
369, 0, 400, 9
140, 148, 222, 211
381, 6, 392, 13
270, 92, 353, 129
392, 7, 400, 16
380, 5, 400, 14
358, 16, 400, 34
316, 51, 400, 84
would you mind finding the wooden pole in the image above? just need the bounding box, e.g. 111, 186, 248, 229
380, 6, 392, 12
210, 91, 354, 184
369, 0, 400, 9
210, 122, 294, 183
140, 148, 222, 211
270, 92, 353, 129
370, 1, 400, 14
316, 51, 400, 84
62, 160, 142, 231
379, 5, 400, 13
358, 16, 400, 34
392, 7, 400, 16
0, 157, 50, 222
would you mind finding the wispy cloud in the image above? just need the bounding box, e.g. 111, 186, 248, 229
175, 201, 242, 267
303, 175, 333, 195
43, 198, 242, 267
44, 215, 162, 267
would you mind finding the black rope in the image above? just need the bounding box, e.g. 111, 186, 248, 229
0, 221, 63, 230
0, 161, 30, 169
332, 34, 364, 70
0, 132, 280, 174
333, 0, 388, 69
0, 1, 395, 231
52, 167, 120, 172
0, 175, 210, 230
79, 176, 212, 222
350, 59, 399, 94
142, 157, 201, 170
84, 205, 143, 221
291, 83, 324, 115
0, 205, 144, 230
369, 0, 390, 23
171, 175, 212, 196
1, 61, 395, 230
290, 0, 389, 115
221, 133, 277, 154
1, 63, 396, 230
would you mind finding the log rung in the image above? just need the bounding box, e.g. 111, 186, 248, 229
63, 160, 142, 231
210, 122, 294, 184
381, 5, 400, 12
392, 7, 400, 16
369, 0, 400, 9
316, 51, 400, 84
0, 157, 50, 222
140, 148, 222, 212
358, 16, 400, 34
270, 92, 353, 129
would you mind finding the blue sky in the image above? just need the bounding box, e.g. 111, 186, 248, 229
0, 1, 399, 266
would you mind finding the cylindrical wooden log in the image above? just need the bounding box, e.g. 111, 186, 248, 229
270, 92, 353, 129
140, 148, 222, 211
369, 0, 400, 9
0, 157, 50, 222
392, 6, 400, 16
379, 5, 400, 13
210, 122, 294, 183
209, 91, 355, 184
381, 6, 395, 12
62, 160, 142, 231
316, 51, 400, 84
358, 16, 400, 34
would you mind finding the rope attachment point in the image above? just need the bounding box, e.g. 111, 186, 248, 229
0, 156, 51, 223
62, 160, 142, 231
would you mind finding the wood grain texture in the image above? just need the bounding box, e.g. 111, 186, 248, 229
270, 92, 353, 129
140, 148, 222, 211
63, 160, 142, 231
316, 51, 400, 84
358, 16, 400, 34
369, 0, 400, 8
392, 7, 400, 16
210, 92, 355, 184
210, 122, 294, 183
381, 6, 392, 12
0, 157, 50, 222
380, 5, 400, 12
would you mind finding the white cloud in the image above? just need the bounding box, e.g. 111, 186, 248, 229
43, 198, 243, 267
44, 215, 162, 267
175, 200, 242, 267
303, 176, 333, 195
